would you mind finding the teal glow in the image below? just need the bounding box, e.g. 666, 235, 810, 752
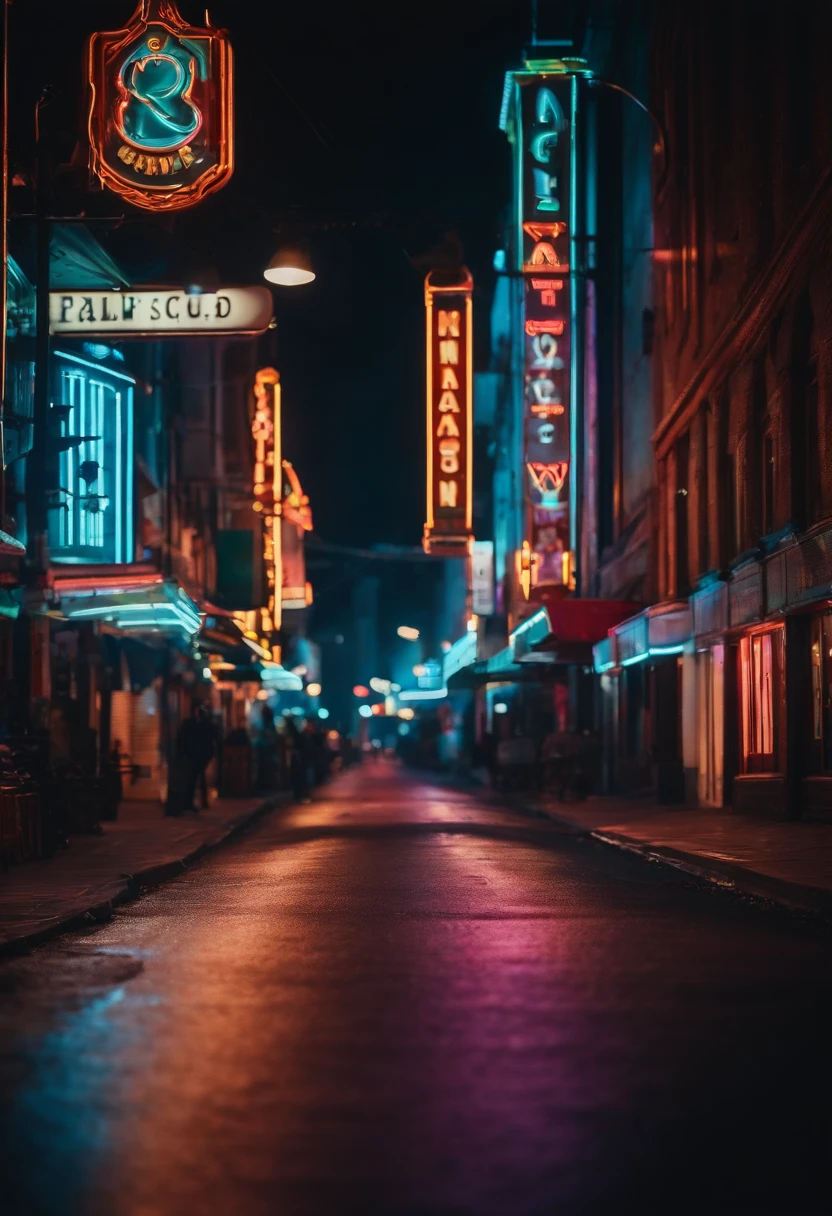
126, 382, 134, 562
620, 652, 648, 668
55, 350, 136, 384
511, 607, 550, 639
569, 72, 579, 560
115, 389, 122, 564
118, 29, 207, 152
53, 351, 135, 565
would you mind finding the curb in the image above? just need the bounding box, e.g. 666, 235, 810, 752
0, 793, 288, 958
517, 797, 832, 920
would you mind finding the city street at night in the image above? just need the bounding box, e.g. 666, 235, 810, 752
3, 2, 832, 1211
1, 762, 830, 1215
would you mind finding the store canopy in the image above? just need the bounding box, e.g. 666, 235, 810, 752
259, 662, 304, 691
54, 568, 201, 638
593, 600, 692, 674
523, 598, 641, 664
0, 529, 25, 558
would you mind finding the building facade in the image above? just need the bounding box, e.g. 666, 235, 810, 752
595, 0, 832, 820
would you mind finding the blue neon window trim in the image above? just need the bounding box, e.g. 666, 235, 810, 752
54, 349, 137, 384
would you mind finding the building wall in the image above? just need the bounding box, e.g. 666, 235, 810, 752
644, 0, 832, 816
651, 1, 832, 595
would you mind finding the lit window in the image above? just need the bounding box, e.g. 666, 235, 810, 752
739, 631, 779, 772
49, 351, 135, 564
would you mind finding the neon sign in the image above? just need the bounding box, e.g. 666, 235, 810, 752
423, 269, 473, 556
520, 79, 573, 587
252, 368, 282, 645
88, 1, 233, 211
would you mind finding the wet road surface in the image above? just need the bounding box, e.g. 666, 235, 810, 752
1, 761, 831, 1215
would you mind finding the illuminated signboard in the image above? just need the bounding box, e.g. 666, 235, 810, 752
520, 77, 574, 590
88, 1, 233, 211
281, 460, 313, 610
252, 368, 282, 642
471, 539, 495, 616
50, 288, 272, 336
423, 268, 473, 557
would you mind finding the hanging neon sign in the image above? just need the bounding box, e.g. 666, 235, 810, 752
88, 0, 233, 211
520, 79, 573, 587
423, 269, 473, 557
251, 368, 282, 645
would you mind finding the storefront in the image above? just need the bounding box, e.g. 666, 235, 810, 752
49, 568, 202, 801
594, 601, 693, 801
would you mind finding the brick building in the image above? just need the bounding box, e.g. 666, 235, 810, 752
597, 0, 832, 818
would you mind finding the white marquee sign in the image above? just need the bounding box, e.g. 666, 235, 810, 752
50, 287, 273, 336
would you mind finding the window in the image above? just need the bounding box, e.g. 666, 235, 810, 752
49, 351, 135, 564
739, 630, 781, 772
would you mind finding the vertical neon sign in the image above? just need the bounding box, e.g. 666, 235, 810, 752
423, 268, 473, 557
519, 76, 574, 590
252, 368, 282, 646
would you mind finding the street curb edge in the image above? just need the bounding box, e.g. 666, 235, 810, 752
0, 793, 287, 958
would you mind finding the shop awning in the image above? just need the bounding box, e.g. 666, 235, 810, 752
0, 529, 25, 558
445, 599, 640, 688
199, 613, 266, 666
593, 599, 692, 673
53, 568, 202, 638
443, 630, 478, 684
513, 599, 641, 665
259, 662, 304, 691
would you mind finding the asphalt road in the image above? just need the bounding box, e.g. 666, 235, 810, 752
1, 761, 831, 1216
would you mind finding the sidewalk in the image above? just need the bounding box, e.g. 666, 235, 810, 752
516, 791, 832, 917
0, 793, 285, 955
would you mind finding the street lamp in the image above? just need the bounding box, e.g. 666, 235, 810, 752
263, 241, 315, 286
397, 625, 420, 640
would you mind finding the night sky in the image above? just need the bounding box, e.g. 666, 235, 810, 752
11, 0, 533, 550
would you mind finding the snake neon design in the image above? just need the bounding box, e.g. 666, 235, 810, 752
116, 32, 206, 153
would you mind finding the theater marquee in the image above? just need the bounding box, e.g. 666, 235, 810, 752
423, 268, 473, 557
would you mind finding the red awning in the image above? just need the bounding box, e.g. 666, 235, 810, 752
530, 594, 641, 647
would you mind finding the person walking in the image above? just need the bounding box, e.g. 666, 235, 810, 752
177, 704, 217, 813
286, 719, 311, 803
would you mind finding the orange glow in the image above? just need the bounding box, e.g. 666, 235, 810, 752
424, 268, 473, 556
517, 541, 533, 601
523, 221, 568, 241
87, 2, 234, 212
527, 461, 569, 494
252, 369, 282, 634
352, 685, 370, 698
525, 319, 565, 337
52, 570, 164, 595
